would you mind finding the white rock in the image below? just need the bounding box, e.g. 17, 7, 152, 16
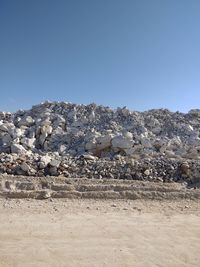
81, 154, 97, 160
40, 155, 52, 166
188, 125, 194, 131
123, 131, 133, 140
0, 123, 9, 132
144, 169, 150, 176
84, 130, 101, 142
165, 150, 176, 157
88, 110, 95, 120
11, 128, 23, 139
41, 125, 53, 135
111, 135, 133, 150
59, 144, 67, 155
42, 190, 52, 199
39, 125, 52, 145
49, 159, 61, 167
96, 134, 113, 150
20, 137, 36, 149
0, 122, 14, 133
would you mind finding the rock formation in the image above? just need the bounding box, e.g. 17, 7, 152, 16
0, 101, 199, 184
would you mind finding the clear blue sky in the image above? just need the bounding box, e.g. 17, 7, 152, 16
0, 0, 200, 112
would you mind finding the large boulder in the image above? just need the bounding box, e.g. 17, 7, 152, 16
96, 134, 113, 150
111, 135, 133, 151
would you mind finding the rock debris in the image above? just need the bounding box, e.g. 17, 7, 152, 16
0, 101, 200, 184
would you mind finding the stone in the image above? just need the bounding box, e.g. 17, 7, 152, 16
88, 110, 95, 120
144, 169, 150, 176
39, 125, 53, 145
20, 137, 36, 149
0, 122, 14, 132
180, 162, 190, 176
4, 181, 16, 191
123, 131, 133, 140
40, 155, 52, 168
49, 166, 59, 176
42, 190, 52, 199
20, 162, 30, 172
11, 144, 26, 154
165, 150, 176, 157
58, 144, 67, 155
18, 116, 34, 127
141, 137, 152, 148
96, 134, 112, 150
85, 141, 97, 151
11, 128, 23, 139
111, 135, 133, 150
1, 134, 12, 147
124, 147, 136, 156
81, 154, 97, 160
0, 123, 8, 132
49, 159, 61, 168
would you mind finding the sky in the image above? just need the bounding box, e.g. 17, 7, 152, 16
0, 0, 200, 112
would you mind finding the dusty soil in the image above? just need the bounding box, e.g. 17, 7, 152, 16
0, 198, 200, 267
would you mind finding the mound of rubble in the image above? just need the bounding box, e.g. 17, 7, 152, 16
0, 101, 200, 184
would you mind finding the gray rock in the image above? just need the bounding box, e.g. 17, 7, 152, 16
18, 116, 34, 127
20, 162, 30, 172
11, 144, 26, 154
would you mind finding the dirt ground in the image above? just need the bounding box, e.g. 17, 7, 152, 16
0, 198, 200, 267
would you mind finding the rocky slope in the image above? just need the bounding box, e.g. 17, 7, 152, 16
0, 101, 200, 184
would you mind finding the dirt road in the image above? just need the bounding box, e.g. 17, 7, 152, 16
0, 198, 200, 267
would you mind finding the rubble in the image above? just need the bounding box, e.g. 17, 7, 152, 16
0, 101, 199, 184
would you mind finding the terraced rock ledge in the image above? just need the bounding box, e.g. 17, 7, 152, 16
1, 175, 200, 200
1, 102, 200, 201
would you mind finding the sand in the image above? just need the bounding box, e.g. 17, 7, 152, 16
0, 198, 200, 267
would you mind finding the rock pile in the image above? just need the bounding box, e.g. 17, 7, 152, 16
0, 101, 200, 184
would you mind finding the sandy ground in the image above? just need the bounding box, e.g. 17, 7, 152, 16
0, 198, 200, 267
